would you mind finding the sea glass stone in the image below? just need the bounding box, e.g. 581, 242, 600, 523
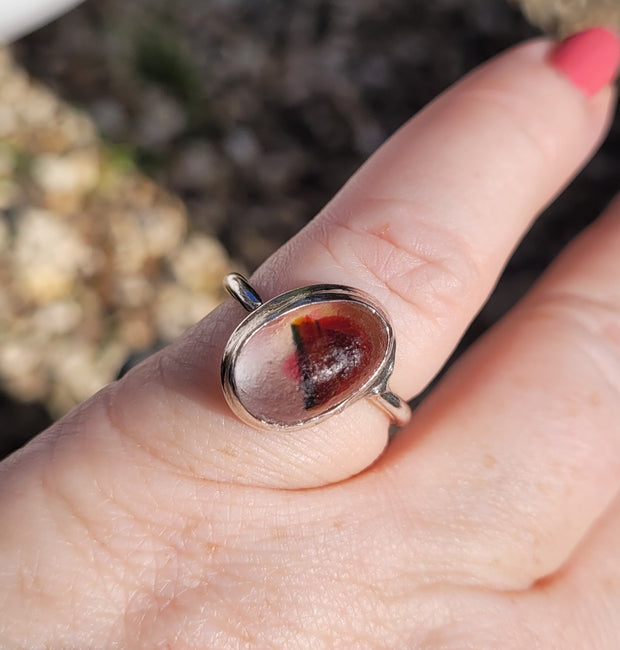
232, 300, 388, 426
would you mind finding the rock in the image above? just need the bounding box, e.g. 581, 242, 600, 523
107, 211, 150, 275
0, 215, 8, 251
32, 148, 100, 196
0, 104, 17, 138
169, 233, 231, 293
0, 339, 47, 403
515, 0, 620, 36
89, 98, 128, 139
116, 312, 155, 348
256, 151, 307, 190
18, 85, 57, 127
139, 203, 187, 258
155, 283, 220, 340
113, 275, 154, 308
0, 144, 15, 175
108, 201, 187, 275
222, 128, 261, 167
171, 141, 221, 191
0, 49, 231, 426
0, 178, 18, 210
46, 339, 127, 414
52, 110, 97, 151
31, 300, 83, 337
0, 47, 11, 78
0, 64, 29, 107
12, 208, 94, 304
0, 48, 97, 153
135, 86, 186, 149
0, 286, 14, 331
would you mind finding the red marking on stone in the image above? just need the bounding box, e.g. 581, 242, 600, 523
282, 351, 301, 381
289, 314, 372, 410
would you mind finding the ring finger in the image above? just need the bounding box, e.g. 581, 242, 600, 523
105, 33, 617, 487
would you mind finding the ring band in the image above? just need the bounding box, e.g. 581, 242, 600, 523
221, 273, 411, 431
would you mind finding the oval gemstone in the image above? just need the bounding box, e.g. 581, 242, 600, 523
232, 300, 388, 426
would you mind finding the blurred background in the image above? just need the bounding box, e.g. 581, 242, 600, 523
1, 0, 619, 458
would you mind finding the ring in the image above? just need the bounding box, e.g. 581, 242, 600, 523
221, 273, 411, 431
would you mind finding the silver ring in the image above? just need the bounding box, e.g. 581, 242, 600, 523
221, 273, 411, 431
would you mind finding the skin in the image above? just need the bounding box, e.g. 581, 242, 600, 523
1, 38, 620, 648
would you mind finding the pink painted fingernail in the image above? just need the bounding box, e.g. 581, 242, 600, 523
550, 27, 620, 96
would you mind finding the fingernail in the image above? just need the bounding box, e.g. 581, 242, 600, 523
550, 27, 620, 97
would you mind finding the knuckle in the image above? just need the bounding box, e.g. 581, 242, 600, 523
315, 198, 484, 326
530, 289, 620, 393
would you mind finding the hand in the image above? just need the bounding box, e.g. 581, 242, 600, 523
2, 30, 620, 649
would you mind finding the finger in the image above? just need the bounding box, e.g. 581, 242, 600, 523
99, 35, 618, 488
384, 192, 620, 589
266, 36, 615, 397
533, 490, 620, 649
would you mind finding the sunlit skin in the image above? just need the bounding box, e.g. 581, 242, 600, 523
2, 37, 620, 648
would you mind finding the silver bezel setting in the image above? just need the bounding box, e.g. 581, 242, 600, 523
221, 275, 410, 431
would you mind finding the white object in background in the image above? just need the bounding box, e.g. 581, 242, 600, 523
0, 0, 84, 44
